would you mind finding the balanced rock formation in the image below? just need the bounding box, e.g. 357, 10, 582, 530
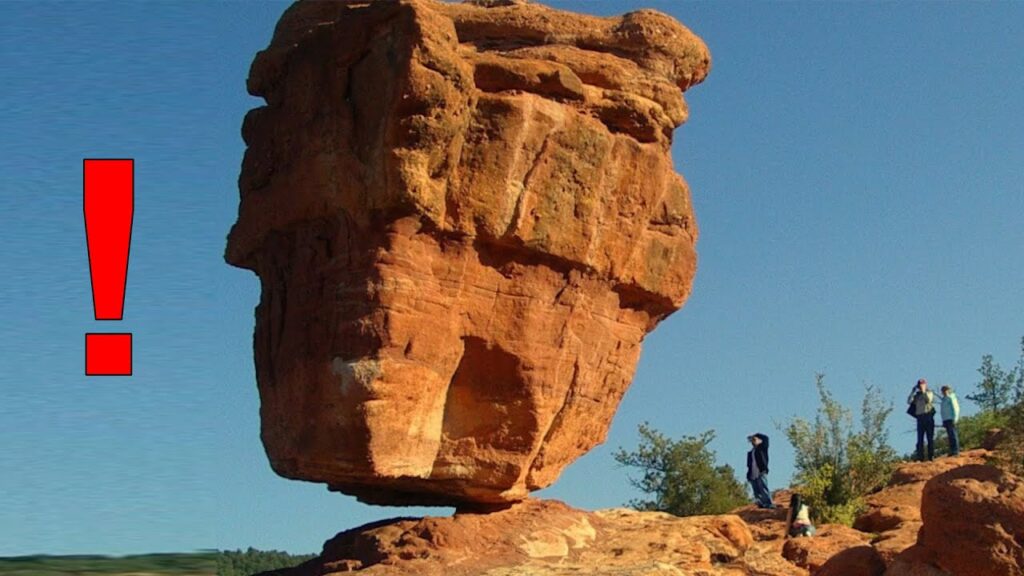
225, 0, 710, 506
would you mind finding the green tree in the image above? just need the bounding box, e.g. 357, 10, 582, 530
782, 374, 898, 526
989, 336, 1024, 475
614, 423, 749, 516
967, 354, 1014, 412
999, 401, 1024, 476
216, 548, 315, 576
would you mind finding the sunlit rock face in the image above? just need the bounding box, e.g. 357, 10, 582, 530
225, 0, 709, 507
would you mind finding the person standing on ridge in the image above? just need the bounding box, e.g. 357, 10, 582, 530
746, 433, 774, 509
940, 385, 961, 456
908, 378, 936, 461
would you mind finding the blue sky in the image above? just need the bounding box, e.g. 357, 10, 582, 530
1, 0, 1021, 557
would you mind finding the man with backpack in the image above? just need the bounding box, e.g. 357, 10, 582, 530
908, 378, 936, 461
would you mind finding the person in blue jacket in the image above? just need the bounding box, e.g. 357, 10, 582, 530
940, 385, 961, 456
746, 432, 774, 509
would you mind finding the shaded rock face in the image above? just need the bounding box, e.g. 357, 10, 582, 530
225, 0, 709, 506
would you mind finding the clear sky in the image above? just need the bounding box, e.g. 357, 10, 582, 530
1, 0, 1021, 557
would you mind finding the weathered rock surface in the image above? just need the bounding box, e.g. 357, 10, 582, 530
225, 0, 710, 506
852, 450, 988, 569
885, 450, 989, 486
817, 546, 886, 576
260, 499, 801, 576
254, 456, 1023, 575
883, 546, 952, 576
870, 521, 920, 565
915, 464, 1024, 576
781, 524, 872, 574
731, 489, 791, 542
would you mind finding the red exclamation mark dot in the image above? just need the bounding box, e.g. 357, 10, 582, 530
84, 159, 134, 376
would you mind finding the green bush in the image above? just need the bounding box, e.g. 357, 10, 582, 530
795, 463, 863, 526
782, 374, 898, 526
992, 401, 1024, 476
614, 423, 749, 516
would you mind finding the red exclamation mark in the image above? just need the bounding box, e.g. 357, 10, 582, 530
84, 159, 134, 376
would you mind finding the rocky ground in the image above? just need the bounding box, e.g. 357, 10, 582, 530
259, 449, 1023, 575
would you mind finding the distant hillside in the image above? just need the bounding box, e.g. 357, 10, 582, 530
0, 549, 314, 576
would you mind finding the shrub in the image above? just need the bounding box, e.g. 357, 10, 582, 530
782, 374, 898, 525
991, 402, 1024, 476
614, 423, 749, 516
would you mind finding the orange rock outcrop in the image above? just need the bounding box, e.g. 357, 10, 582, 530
225, 0, 710, 506
251, 443, 1022, 574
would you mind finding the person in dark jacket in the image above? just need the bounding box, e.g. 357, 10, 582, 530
908, 378, 936, 461
746, 433, 774, 509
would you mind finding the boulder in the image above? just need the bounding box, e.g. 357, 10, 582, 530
817, 546, 886, 576
781, 524, 871, 573
870, 521, 920, 565
917, 464, 1024, 576
225, 0, 710, 506
884, 545, 952, 576
854, 483, 921, 533
739, 541, 809, 576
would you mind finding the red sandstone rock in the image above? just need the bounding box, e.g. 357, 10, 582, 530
917, 464, 1024, 576
851, 451, 991, 570
817, 545, 886, 576
263, 500, 758, 575
884, 545, 952, 576
255, 459, 1022, 575
225, 0, 710, 506
782, 524, 872, 573
740, 541, 809, 576
870, 521, 920, 565
731, 490, 791, 542
855, 482, 923, 533
885, 450, 988, 486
